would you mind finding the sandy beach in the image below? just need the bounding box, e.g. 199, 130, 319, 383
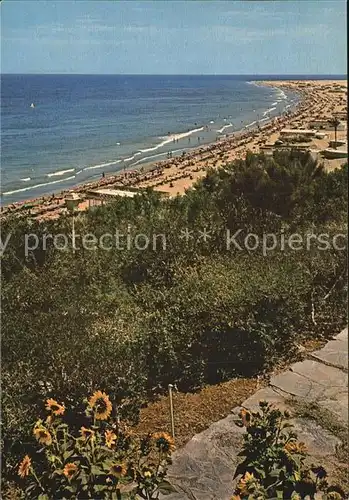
1, 79, 347, 221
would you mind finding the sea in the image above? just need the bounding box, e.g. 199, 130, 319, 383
0, 74, 312, 205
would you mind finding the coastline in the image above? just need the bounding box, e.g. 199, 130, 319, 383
1, 79, 347, 220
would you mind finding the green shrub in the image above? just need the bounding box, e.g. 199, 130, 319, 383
15, 392, 176, 499
1, 153, 347, 490
232, 401, 346, 499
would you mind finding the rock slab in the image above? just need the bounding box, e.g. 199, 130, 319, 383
161, 328, 348, 499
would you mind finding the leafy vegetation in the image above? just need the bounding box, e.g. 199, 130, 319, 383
232, 401, 346, 499
16, 392, 175, 499
1, 151, 347, 490
12, 398, 348, 499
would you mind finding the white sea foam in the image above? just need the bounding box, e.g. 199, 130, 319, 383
263, 106, 277, 116
171, 147, 193, 154
217, 123, 233, 133
132, 152, 168, 166
272, 102, 278, 106
260, 117, 269, 122
245, 121, 257, 128
2, 175, 77, 196
132, 144, 199, 167
47, 168, 75, 178
139, 126, 204, 154
20, 177, 31, 182
84, 160, 122, 171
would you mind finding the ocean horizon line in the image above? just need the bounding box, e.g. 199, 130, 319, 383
1, 73, 347, 78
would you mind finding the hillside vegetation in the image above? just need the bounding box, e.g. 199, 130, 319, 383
1, 150, 347, 487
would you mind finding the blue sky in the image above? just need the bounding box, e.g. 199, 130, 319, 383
1, 0, 347, 74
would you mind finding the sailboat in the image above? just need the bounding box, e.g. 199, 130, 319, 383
30, 103, 35, 108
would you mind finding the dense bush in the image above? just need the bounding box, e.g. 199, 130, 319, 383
1, 151, 347, 487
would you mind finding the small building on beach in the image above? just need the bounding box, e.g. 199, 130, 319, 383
329, 139, 346, 148
86, 187, 169, 208
308, 119, 345, 130
333, 111, 347, 120
322, 148, 348, 160
86, 188, 139, 208
280, 128, 316, 137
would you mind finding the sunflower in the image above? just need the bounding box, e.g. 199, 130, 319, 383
18, 455, 31, 478
105, 430, 117, 448
237, 471, 255, 495
142, 467, 153, 478
152, 432, 175, 453
109, 463, 127, 478
33, 426, 52, 446
63, 463, 78, 479
88, 391, 112, 420
284, 441, 307, 454
45, 398, 65, 416
239, 409, 252, 427
80, 426, 95, 440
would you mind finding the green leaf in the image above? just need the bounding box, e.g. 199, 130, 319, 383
91, 465, 105, 476
79, 470, 88, 485
63, 450, 74, 460
25, 484, 37, 493
94, 484, 107, 492
65, 486, 78, 493
157, 480, 178, 494
269, 469, 282, 478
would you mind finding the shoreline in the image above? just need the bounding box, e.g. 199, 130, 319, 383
1, 79, 347, 220
1, 81, 297, 205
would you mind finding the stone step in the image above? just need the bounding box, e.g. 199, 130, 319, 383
161, 328, 348, 499
163, 414, 245, 500
309, 339, 348, 372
